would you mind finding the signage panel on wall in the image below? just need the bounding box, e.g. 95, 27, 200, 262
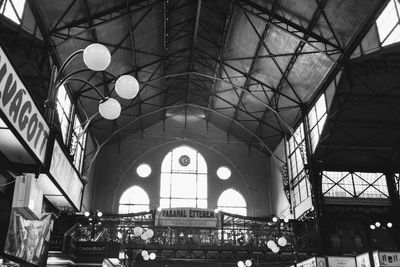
373, 251, 400, 267
155, 208, 220, 228
356, 253, 371, 267
327, 256, 356, 267
49, 140, 83, 210
297, 257, 327, 267
0, 46, 49, 164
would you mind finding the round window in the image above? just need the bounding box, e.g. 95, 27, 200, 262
136, 164, 151, 178
217, 166, 231, 180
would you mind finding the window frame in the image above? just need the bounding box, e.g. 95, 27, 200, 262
160, 146, 208, 209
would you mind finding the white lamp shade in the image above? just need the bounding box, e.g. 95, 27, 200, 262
133, 226, 143, 237
145, 229, 154, 239
83, 43, 111, 71
141, 233, 149, 240
98, 98, 121, 120
245, 260, 252, 267
143, 255, 149, 261
266, 240, 276, 249
278, 237, 287, 247
271, 246, 280, 253
237, 261, 245, 267
149, 253, 156, 260
141, 250, 148, 258
115, 75, 139, 99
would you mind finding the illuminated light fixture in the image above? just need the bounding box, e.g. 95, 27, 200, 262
375, 221, 381, 228
387, 222, 393, 228
145, 229, 154, 239
245, 259, 252, 267
115, 75, 140, 99
157, 207, 162, 212
370, 224, 376, 230
141, 250, 148, 258
83, 43, 111, 71
96, 210, 103, 217
149, 253, 156, 260
272, 216, 278, 223
278, 236, 287, 247
283, 217, 289, 223
133, 226, 143, 237
271, 246, 280, 253
98, 98, 121, 120
46, 43, 140, 123
214, 208, 220, 213
84, 211, 90, 217
237, 261, 245, 267
266, 240, 276, 249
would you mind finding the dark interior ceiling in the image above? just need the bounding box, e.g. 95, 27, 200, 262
16, 0, 387, 155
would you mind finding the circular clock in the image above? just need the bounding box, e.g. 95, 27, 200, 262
179, 155, 190, 166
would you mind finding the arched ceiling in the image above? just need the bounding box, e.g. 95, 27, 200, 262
23, 0, 386, 153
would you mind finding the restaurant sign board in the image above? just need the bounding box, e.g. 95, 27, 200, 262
0, 46, 49, 164
155, 208, 220, 227
373, 251, 400, 267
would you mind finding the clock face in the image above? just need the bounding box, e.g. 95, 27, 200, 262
179, 155, 191, 166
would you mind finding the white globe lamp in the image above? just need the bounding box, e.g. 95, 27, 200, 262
141, 250, 148, 258
245, 259, 252, 267
133, 226, 143, 237
98, 98, 121, 120
115, 75, 139, 99
145, 229, 154, 239
266, 240, 276, 249
149, 253, 156, 260
272, 246, 280, 253
83, 43, 111, 71
237, 261, 245, 267
278, 236, 287, 246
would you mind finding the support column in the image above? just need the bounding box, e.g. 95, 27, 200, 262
302, 113, 326, 254
384, 171, 400, 249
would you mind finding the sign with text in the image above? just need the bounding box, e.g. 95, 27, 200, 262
373, 251, 400, 267
49, 140, 83, 210
298, 257, 327, 267
155, 208, 220, 228
0, 46, 49, 164
356, 253, 371, 267
327, 256, 356, 267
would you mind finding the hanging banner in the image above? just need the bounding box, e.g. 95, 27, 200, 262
373, 251, 400, 267
327, 256, 356, 267
155, 208, 220, 228
0, 46, 50, 164
49, 140, 83, 210
4, 210, 53, 266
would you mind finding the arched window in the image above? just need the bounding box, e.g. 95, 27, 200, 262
160, 146, 207, 208
217, 189, 247, 216
119, 186, 150, 214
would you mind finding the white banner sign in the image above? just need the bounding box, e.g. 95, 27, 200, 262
373, 251, 400, 267
155, 208, 220, 227
357, 253, 371, 267
328, 256, 356, 267
49, 140, 83, 209
0, 46, 49, 164
298, 257, 327, 267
